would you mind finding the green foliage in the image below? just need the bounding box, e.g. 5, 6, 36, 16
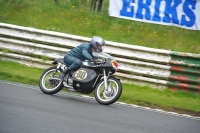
41, 56, 50, 61
0, 0, 200, 53
1, 49, 11, 53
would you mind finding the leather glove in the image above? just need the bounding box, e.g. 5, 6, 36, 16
92, 59, 102, 64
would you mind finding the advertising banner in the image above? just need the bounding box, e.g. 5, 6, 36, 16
109, 0, 200, 30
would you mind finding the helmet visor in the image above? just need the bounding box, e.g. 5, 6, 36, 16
97, 45, 104, 52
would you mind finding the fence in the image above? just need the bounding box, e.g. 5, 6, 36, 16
54, 0, 109, 12
0, 22, 200, 93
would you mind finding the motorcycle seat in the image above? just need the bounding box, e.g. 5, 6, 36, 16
55, 58, 70, 66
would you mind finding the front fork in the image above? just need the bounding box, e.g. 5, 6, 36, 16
103, 69, 108, 89
103, 69, 110, 90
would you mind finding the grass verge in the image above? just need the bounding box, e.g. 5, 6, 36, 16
0, 0, 200, 53
0, 60, 200, 116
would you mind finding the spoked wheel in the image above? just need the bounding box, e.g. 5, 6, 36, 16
94, 77, 122, 105
39, 66, 64, 94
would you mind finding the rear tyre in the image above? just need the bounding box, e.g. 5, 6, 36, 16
94, 76, 122, 105
39, 66, 63, 94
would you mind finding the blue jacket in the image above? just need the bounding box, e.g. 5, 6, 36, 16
65, 43, 93, 61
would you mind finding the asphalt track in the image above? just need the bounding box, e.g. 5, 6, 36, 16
0, 81, 199, 133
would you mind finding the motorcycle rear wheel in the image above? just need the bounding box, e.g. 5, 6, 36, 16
39, 66, 64, 94
94, 76, 122, 105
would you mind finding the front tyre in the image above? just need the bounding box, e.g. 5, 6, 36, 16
39, 66, 63, 95
94, 77, 122, 105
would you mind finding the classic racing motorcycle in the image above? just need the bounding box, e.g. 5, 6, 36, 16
39, 52, 122, 105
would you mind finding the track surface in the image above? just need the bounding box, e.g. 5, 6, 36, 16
0, 81, 199, 133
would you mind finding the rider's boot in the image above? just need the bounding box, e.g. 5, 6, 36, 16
60, 68, 70, 81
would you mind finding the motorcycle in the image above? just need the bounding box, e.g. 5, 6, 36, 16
39, 52, 122, 105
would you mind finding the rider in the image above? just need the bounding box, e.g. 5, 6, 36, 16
60, 36, 105, 80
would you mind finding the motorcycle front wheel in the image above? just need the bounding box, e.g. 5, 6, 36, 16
94, 76, 122, 105
39, 66, 64, 94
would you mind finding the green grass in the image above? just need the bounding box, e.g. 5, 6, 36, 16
0, 60, 44, 85
0, 0, 200, 53
120, 84, 200, 113
0, 60, 200, 116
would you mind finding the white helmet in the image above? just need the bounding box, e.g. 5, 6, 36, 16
90, 36, 105, 52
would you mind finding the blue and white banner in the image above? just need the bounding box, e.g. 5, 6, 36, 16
109, 0, 200, 30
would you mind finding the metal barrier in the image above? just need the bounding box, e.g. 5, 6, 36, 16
168, 53, 200, 92
0, 23, 199, 92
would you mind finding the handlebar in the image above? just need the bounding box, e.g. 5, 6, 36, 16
92, 58, 106, 65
